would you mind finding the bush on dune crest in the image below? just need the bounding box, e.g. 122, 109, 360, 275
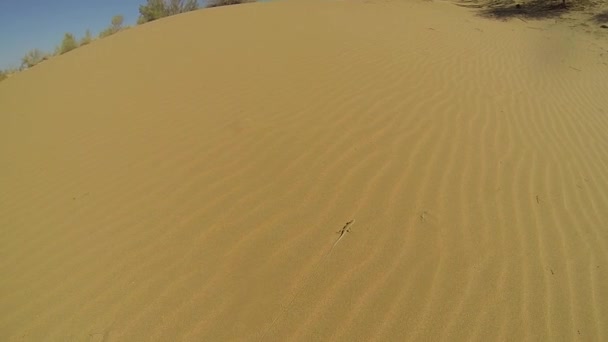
59, 33, 78, 54
99, 15, 126, 38
80, 30, 94, 45
206, 0, 256, 8
20, 49, 48, 69
138, 0, 199, 23
136, 0, 255, 23
0, 67, 19, 81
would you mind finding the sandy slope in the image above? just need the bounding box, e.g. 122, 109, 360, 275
1, 0, 608, 340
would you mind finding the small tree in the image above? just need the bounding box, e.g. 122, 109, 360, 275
80, 29, 93, 45
0, 70, 7, 82
167, 0, 198, 15
111, 15, 124, 30
99, 14, 126, 38
139, 0, 164, 23
60, 33, 78, 54
21, 49, 47, 69
99, 28, 111, 38
138, 0, 199, 24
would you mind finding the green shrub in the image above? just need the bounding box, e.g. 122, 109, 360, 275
60, 33, 78, 54
0, 67, 20, 80
80, 30, 94, 45
112, 14, 124, 28
138, 0, 199, 24
21, 49, 47, 69
99, 27, 112, 38
99, 14, 125, 38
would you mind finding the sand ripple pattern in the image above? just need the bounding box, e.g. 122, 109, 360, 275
1, 0, 607, 341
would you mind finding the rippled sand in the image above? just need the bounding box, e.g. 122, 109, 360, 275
1, 0, 607, 340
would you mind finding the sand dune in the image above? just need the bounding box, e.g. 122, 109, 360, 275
1, 0, 608, 340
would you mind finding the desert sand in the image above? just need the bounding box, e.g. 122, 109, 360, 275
1, 0, 608, 340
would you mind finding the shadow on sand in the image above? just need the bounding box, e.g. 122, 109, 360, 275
480, 0, 570, 20
455, 0, 600, 21
593, 10, 608, 24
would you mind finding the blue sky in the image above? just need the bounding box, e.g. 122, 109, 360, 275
0, 0, 156, 69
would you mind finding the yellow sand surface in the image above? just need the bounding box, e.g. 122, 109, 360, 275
1, 0, 608, 340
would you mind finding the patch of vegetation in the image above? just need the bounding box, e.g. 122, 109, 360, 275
80, 30, 94, 45
138, 0, 199, 24
593, 9, 608, 23
206, 0, 256, 8
456, 0, 600, 20
60, 33, 79, 54
21, 49, 48, 69
0, 67, 19, 81
100, 15, 126, 38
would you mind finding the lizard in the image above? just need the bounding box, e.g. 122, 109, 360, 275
331, 219, 355, 251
